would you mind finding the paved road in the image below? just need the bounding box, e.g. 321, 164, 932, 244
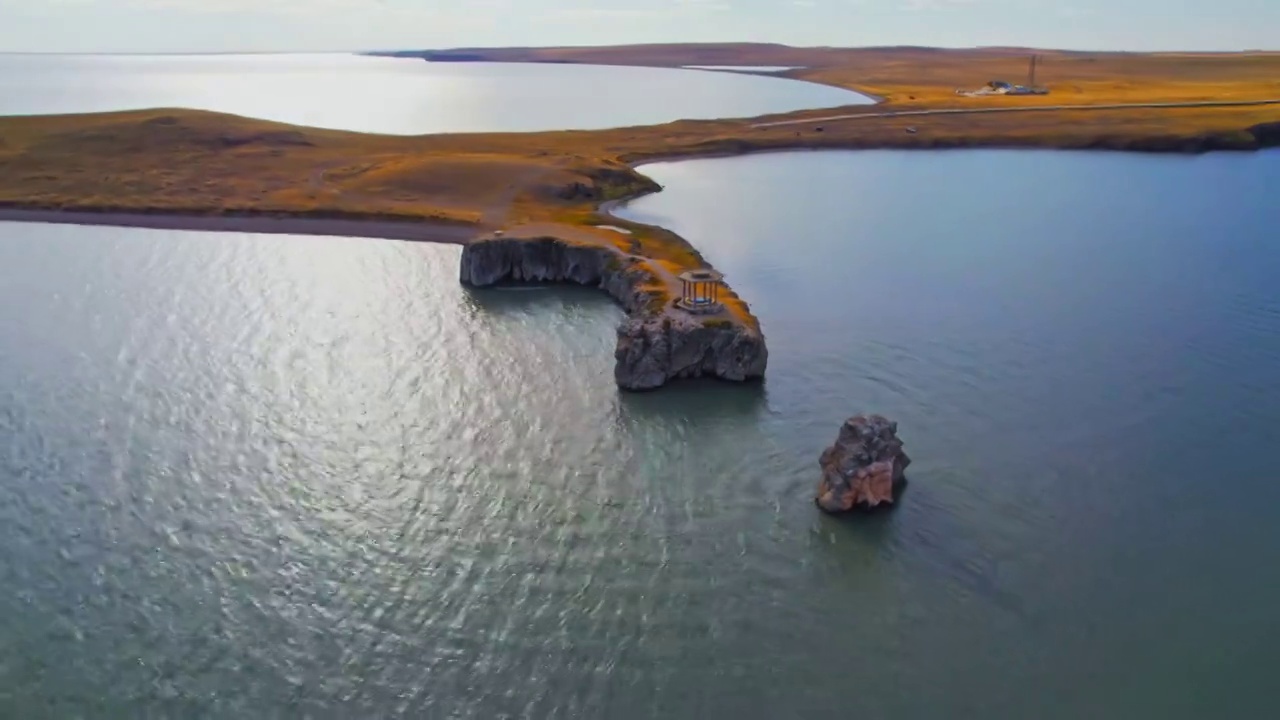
751, 98, 1280, 128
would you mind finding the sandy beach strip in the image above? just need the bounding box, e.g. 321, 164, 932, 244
0, 208, 480, 244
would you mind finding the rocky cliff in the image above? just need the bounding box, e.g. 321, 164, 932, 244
1249, 121, 1280, 147
816, 415, 911, 513
459, 236, 768, 390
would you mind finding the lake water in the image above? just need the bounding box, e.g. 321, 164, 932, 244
2, 56, 1279, 717
0, 54, 869, 134
2, 147, 1277, 718
614, 149, 1280, 717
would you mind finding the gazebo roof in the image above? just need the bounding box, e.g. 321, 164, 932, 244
678, 269, 723, 283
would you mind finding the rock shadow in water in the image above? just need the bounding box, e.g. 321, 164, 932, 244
460, 282, 623, 319
616, 377, 769, 425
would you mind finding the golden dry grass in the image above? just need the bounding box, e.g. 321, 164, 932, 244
5, 48, 1277, 225
2, 47, 1279, 331
788, 48, 1280, 105
0, 110, 647, 225
413, 44, 1280, 108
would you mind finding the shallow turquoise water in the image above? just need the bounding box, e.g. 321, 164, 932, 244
1, 148, 1277, 717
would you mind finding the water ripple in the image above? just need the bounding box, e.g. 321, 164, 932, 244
4, 150, 1280, 717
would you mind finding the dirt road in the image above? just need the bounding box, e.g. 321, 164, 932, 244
751, 98, 1280, 128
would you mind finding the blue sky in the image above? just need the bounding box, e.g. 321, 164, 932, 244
1, 0, 1275, 54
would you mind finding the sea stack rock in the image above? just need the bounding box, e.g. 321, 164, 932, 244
816, 415, 911, 513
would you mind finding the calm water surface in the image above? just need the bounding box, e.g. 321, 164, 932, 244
0, 54, 869, 133
2, 51, 1279, 715
2, 148, 1278, 717
615, 149, 1280, 717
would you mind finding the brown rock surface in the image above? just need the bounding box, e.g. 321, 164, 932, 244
459, 235, 767, 390
816, 415, 911, 513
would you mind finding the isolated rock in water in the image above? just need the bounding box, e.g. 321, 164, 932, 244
816, 415, 911, 513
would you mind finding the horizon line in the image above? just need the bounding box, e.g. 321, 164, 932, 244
2, 42, 1278, 57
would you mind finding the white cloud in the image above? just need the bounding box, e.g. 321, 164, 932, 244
123, 0, 510, 16
1056, 6, 1095, 18
545, 0, 732, 20
902, 0, 980, 10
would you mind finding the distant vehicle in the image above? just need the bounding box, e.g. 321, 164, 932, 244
906, 127, 918, 134
956, 81, 1050, 97
956, 56, 1050, 96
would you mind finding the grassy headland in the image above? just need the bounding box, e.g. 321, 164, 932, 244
2, 46, 1279, 323
403, 44, 1280, 105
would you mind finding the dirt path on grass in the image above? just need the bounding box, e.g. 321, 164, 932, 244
751, 97, 1280, 128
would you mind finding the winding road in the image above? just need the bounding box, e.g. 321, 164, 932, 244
750, 98, 1280, 128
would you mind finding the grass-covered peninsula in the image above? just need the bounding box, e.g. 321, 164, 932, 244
2, 45, 1278, 379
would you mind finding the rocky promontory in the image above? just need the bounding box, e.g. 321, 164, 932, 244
816, 415, 911, 513
459, 235, 767, 390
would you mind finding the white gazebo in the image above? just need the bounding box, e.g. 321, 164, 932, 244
677, 269, 724, 314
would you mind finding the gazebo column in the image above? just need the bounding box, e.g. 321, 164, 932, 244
676, 269, 725, 314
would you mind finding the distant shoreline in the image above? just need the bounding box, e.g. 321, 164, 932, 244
2, 45, 1278, 335
0, 208, 476, 244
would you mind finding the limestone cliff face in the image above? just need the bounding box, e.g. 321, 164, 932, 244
459, 236, 767, 391
613, 313, 768, 390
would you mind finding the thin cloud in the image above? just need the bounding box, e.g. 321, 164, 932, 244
902, 0, 980, 10
547, 0, 732, 19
